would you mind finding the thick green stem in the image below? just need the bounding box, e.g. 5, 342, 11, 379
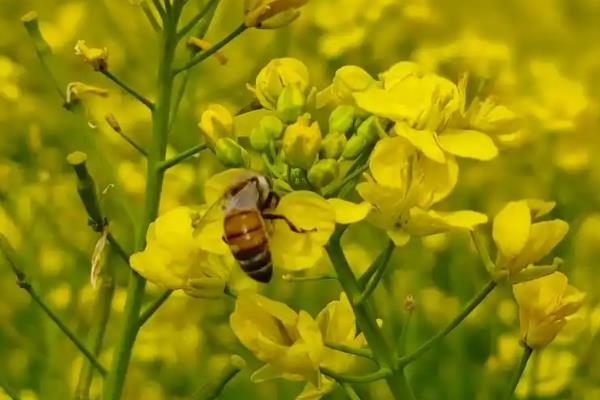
326, 228, 411, 400
505, 345, 533, 399
399, 280, 497, 366
102, 8, 180, 400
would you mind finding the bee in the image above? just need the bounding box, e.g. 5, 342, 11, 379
195, 172, 310, 283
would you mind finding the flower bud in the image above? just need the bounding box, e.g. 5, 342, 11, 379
244, 0, 308, 29
251, 58, 309, 110
249, 127, 271, 151
331, 66, 375, 103
215, 138, 249, 168
308, 159, 339, 188
198, 104, 234, 148
356, 115, 385, 142
342, 135, 368, 160
289, 167, 310, 189
277, 84, 306, 123
259, 115, 284, 139
282, 117, 322, 169
320, 131, 347, 159
329, 105, 355, 135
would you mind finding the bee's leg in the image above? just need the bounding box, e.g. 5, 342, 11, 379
263, 214, 316, 233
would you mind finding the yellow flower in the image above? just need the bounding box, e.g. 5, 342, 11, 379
198, 104, 234, 147
229, 292, 323, 385
249, 58, 310, 110
130, 206, 249, 298
513, 272, 585, 349
316, 65, 376, 107
492, 200, 569, 279
354, 62, 499, 162
244, 0, 308, 29
297, 293, 367, 399
282, 116, 322, 169
357, 136, 487, 246
74, 40, 108, 71
203, 169, 370, 272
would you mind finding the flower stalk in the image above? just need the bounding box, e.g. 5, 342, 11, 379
138, 290, 173, 327
505, 345, 533, 399
191, 355, 245, 400
100, 70, 154, 110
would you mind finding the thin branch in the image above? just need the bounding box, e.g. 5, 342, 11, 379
191, 355, 245, 400
0, 235, 108, 376
100, 70, 154, 110
505, 345, 533, 399
138, 290, 173, 327
158, 144, 206, 171
320, 367, 391, 384
355, 240, 394, 305
140, 1, 161, 31
325, 342, 374, 360
152, 0, 166, 19
177, 0, 220, 40
282, 273, 337, 282
341, 383, 361, 400
399, 280, 497, 366
173, 24, 247, 76
107, 233, 131, 267
105, 114, 148, 156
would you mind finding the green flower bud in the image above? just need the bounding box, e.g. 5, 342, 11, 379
342, 135, 368, 160
249, 128, 271, 151
282, 116, 322, 169
260, 115, 284, 139
320, 131, 347, 159
198, 104, 234, 148
356, 115, 385, 142
277, 84, 305, 123
308, 159, 339, 188
329, 105, 355, 135
215, 138, 249, 168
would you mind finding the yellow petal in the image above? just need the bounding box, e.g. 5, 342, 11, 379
353, 87, 414, 120
270, 191, 335, 271
437, 129, 498, 160
404, 208, 488, 236
326, 199, 372, 224
513, 220, 569, 268
493, 201, 531, 260
387, 228, 411, 246
525, 199, 556, 219
414, 154, 458, 208
394, 123, 446, 163
369, 136, 415, 188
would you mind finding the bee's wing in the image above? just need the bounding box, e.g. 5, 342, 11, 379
204, 169, 261, 204
192, 195, 226, 237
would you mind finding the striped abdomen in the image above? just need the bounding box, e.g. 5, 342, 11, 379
223, 209, 272, 283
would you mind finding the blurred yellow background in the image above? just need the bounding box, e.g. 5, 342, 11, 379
1, 0, 599, 399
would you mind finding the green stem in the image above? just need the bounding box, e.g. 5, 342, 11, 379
471, 231, 496, 274
169, 0, 221, 130
320, 367, 391, 384
325, 341, 373, 360
326, 228, 410, 399
158, 144, 206, 171
75, 255, 116, 400
103, 7, 181, 400
355, 240, 394, 305
0, 374, 20, 400
177, 0, 221, 40
341, 383, 361, 400
0, 235, 107, 376
140, 1, 161, 32
138, 290, 173, 327
100, 70, 154, 110
151, 0, 166, 19
191, 355, 245, 400
282, 273, 337, 282
173, 23, 247, 75
105, 114, 148, 156
505, 345, 533, 400
399, 280, 497, 366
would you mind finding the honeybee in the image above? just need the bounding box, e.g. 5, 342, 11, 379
194, 172, 310, 283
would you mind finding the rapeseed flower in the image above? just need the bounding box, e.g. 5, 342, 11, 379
513, 272, 585, 349
357, 136, 487, 245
